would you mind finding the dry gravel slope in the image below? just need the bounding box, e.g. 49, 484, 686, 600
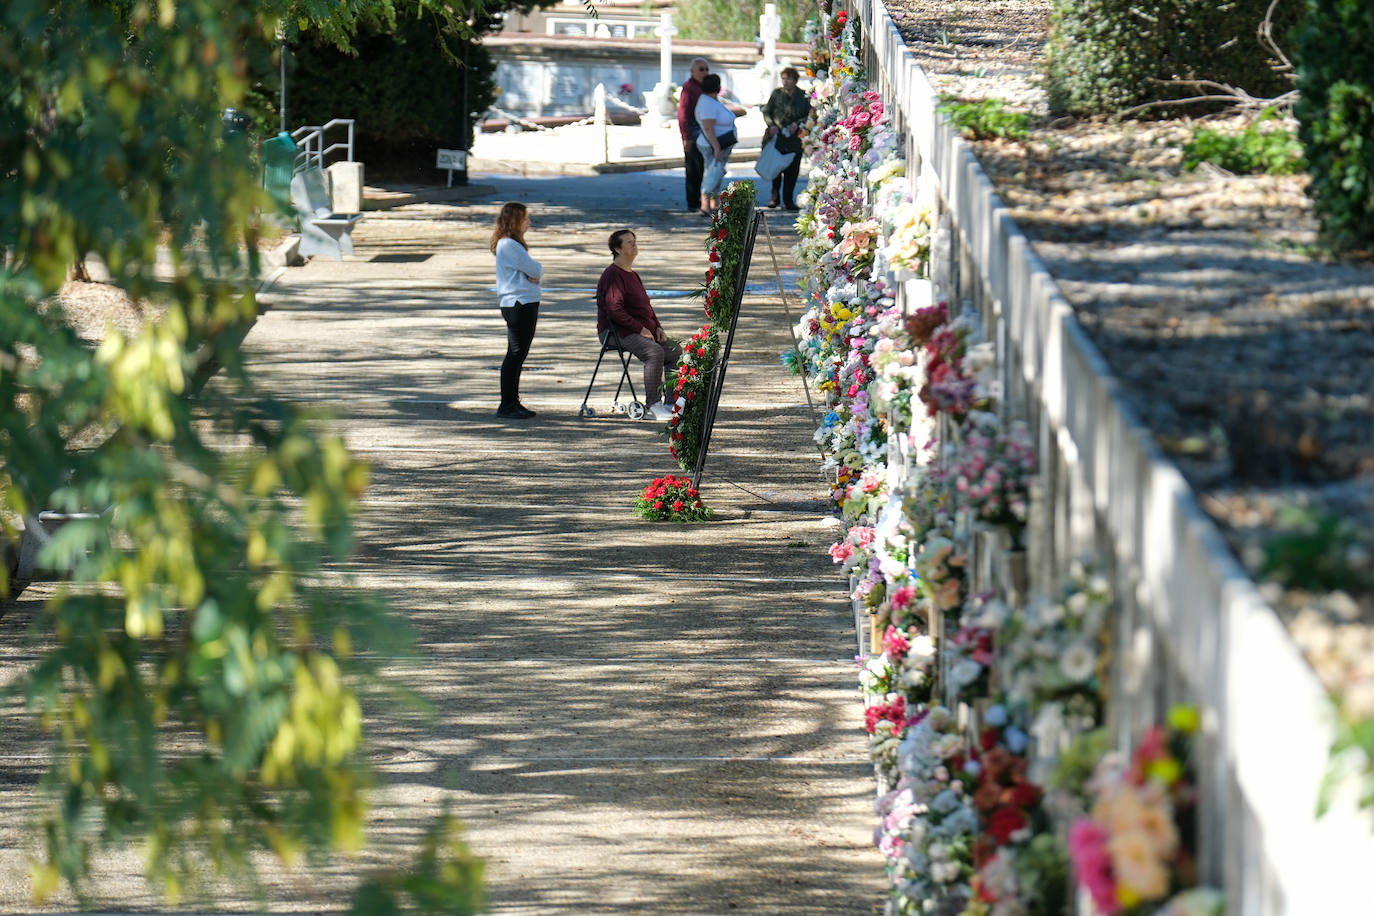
882, 0, 1374, 694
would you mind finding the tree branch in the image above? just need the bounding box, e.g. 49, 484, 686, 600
1260, 0, 1295, 74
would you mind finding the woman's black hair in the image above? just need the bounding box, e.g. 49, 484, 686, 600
701, 73, 722, 95
608, 229, 636, 256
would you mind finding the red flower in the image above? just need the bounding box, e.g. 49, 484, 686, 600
653, 500, 663, 509
986, 805, 1027, 845
673, 500, 685, 512
1009, 782, 1042, 808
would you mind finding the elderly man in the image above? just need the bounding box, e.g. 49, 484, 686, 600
677, 57, 710, 214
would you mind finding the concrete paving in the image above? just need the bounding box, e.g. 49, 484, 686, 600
0, 168, 881, 913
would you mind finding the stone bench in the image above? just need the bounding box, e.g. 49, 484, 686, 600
291, 166, 363, 260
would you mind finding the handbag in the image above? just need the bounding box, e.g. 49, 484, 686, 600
754, 137, 797, 182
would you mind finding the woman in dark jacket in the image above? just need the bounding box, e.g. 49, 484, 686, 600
762, 67, 811, 210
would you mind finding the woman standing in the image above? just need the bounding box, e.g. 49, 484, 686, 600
762, 67, 811, 210
694, 74, 738, 217
490, 201, 542, 419
596, 229, 681, 422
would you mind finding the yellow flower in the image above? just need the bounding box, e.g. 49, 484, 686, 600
1167, 704, 1200, 734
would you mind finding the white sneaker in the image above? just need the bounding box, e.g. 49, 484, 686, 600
647, 402, 675, 421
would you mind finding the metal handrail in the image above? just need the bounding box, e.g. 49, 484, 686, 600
291, 119, 355, 173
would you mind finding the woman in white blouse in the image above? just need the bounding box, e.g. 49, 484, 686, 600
490, 201, 543, 419
694, 73, 738, 217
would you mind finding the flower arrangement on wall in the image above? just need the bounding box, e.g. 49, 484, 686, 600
791, 2, 1223, 912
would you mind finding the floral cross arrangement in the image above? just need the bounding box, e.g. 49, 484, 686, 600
662, 179, 757, 473
634, 474, 711, 523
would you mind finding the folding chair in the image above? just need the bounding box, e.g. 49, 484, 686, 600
579, 299, 644, 419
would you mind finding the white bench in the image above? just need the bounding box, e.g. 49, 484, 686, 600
290, 167, 363, 260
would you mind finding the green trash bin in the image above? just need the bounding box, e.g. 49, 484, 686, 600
262, 131, 297, 213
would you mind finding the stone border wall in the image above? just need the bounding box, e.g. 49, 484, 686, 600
853, 0, 1374, 910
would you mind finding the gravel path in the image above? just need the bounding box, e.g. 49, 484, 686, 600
883, 0, 1374, 676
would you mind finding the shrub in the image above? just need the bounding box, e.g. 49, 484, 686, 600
1046, 0, 1300, 117
1182, 109, 1306, 174
937, 97, 1031, 140
259, 17, 498, 173
1294, 0, 1374, 253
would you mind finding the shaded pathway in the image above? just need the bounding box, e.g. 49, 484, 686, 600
246, 194, 881, 913
0, 177, 880, 914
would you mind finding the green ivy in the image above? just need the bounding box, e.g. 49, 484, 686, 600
1260, 506, 1373, 593
937, 97, 1031, 141
1182, 110, 1306, 175
1294, 0, 1374, 253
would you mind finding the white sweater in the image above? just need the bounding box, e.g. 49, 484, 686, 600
494, 237, 543, 309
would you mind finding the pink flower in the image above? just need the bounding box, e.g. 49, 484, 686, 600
829, 541, 855, 564
891, 585, 917, 610
1069, 819, 1120, 914
883, 626, 910, 658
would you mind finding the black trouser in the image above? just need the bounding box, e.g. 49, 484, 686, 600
500, 301, 539, 408
684, 141, 704, 210
771, 151, 803, 207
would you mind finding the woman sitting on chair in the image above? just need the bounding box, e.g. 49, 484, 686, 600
596, 229, 682, 422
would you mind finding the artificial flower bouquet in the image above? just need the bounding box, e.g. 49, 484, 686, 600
947, 415, 1037, 543
1001, 556, 1114, 731
890, 705, 983, 910
634, 474, 711, 522
886, 200, 935, 278
883, 623, 937, 704
960, 704, 1072, 916
914, 535, 967, 616
1069, 706, 1206, 915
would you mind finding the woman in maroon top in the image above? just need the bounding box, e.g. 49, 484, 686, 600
596, 229, 682, 421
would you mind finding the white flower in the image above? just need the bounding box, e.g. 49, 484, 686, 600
930, 861, 960, 884
1066, 591, 1090, 615
906, 635, 937, 665
1059, 641, 1096, 682
951, 658, 984, 687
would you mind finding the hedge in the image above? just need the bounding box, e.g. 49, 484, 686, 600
1294, 0, 1374, 253
1046, 0, 1300, 117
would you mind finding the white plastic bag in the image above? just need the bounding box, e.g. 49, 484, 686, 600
702, 157, 727, 195
754, 138, 797, 182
